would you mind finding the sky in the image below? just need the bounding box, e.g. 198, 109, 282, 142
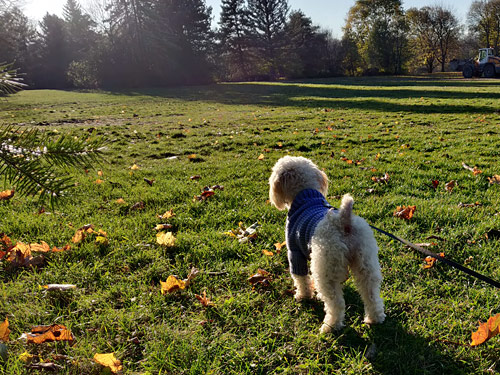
22, 0, 472, 38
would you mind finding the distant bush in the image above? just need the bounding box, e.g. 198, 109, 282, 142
67, 60, 100, 89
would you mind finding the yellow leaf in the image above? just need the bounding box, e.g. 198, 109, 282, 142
160, 275, 186, 294
157, 210, 175, 220
156, 231, 176, 247
130, 164, 140, 170
262, 249, 274, 256
30, 241, 51, 253
94, 353, 123, 374
19, 351, 35, 363
0, 317, 10, 342
115, 198, 126, 204
258, 154, 265, 160
488, 175, 500, 185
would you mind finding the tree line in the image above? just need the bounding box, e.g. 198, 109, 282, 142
1, 0, 500, 89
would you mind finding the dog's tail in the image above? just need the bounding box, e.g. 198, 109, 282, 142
338, 194, 353, 234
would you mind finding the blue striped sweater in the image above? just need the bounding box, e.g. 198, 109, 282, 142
285, 189, 333, 276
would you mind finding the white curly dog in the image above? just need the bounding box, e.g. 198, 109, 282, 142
269, 156, 385, 333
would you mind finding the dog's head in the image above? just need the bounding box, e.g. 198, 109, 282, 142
269, 156, 328, 210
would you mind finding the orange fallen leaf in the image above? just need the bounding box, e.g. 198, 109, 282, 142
94, 179, 104, 184
0, 189, 14, 201
195, 291, 215, 307
94, 353, 122, 374
393, 206, 416, 220
274, 241, 286, 253
51, 244, 71, 252
423, 252, 444, 269
258, 154, 265, 160
0, 317, 10, 342
471, 313, 500, 346
262, 249, 274, 256
26, 324, 74, 345
115, 198, 126, 204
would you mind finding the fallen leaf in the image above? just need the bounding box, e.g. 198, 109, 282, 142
157, 210, 175, 220
0, 318, 10, 342
224, 222, 260, 243
130, 164, 140, 170
161, 275, 186, 294
195, 291, 215, 307
423, 252, 445, 269
393, 206, 416, 220
248, 268, 272, 287
156, 231, 176, 247
130, 201, 145, 211
445, 180, 456, 192
25, 324, 74, 345
462, 162, 482, 176
29, 363, 64, 371
187, 154, 197, 161
97, 170, 103, 177
94, 179, 104, 184
258, 154, 265, 160
0, 189, 14, 201
262, 249, 274, 256
115, 198, 126, 204
190, 175, 202, 180
154, 224, 173, 231
29, 241, 51, 253
488, 175, 500, 185
471, 313, 500, 346
372, 173, 390, 183
51, 244, 71, 252
274, 241, 286, 252
94, 353, 122, 374
144, 178, 155, 186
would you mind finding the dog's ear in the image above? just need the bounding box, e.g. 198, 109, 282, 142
319, 170, 328, 196
269, 171, 286, 210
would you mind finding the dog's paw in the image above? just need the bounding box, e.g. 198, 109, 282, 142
364, 312, 386, 325
294, 292, 313, 302
320, 321, 344, 333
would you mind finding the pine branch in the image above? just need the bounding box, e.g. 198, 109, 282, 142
0, 125, 106, 206
0, 62, 27, 97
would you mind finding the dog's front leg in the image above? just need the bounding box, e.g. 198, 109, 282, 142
291, 274, 314, 301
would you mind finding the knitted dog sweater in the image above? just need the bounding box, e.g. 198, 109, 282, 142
286, 189, 333, 276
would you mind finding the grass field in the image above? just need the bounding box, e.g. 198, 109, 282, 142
1, 74, 500, 374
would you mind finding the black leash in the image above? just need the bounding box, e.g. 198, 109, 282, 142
369, 224, 500, 289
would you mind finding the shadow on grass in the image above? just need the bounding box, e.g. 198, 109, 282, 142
107, 76, 500, 115
302, 285, 472, 374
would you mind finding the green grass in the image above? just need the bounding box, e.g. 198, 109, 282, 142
1, 73, 500, 374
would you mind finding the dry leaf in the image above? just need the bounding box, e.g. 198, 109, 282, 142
161, 275, 186, 294
471, 313, 500, 346
25, 324, 74, 345
445, 180, 456, 192
51, 244, 71, 252
224, 222, 260, 243
0, 318, 10, 342
130, 164, 140, 170
258, 154, 265, 160
393, 206, 416, 220
154, 224, 173, 231
488, 175, 500, 185
115, 198, 126, 204
262, 249, 274, 256
94, 353, 123, 374
423, 252, 444, 269
29, 241, 51, 253
157, 210, 175, 220
371, 173, 390, 183
248, 268, 272, 287
144, 178, 155, 186
130, 201, 145, 211
156, 232, 176, 247
190, 175, 201, 180
0, 189, 15, 201
195, 291, 215, 307
274, 241, 286, 251
462, 162, 482, 176
187, 154, 197, 160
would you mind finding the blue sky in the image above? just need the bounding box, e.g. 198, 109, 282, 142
24, 0, 472, 38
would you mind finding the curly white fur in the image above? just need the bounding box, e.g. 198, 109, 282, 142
269, 156, 385, 333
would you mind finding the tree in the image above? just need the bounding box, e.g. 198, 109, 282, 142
343, 0, 408, 74
433, 6, 460, 72
284, 10, 329, 77
468, 0, 500, 52
218, 0, 252, 81
247, 0, 289, 79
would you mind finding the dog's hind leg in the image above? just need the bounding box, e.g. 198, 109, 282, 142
350, 254, 385, 325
